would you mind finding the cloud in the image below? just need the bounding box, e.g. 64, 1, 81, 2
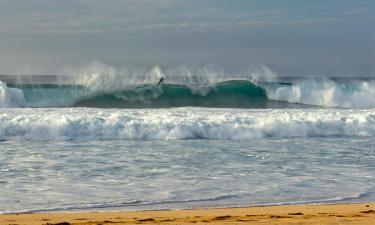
341, 7, 367, 15
0, 0, 373, 77
0, 0, 182, 35
0, 0, 372, 36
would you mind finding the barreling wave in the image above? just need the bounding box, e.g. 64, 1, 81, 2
1, 62, 375, 108
14, 81, 283, 108
74, 81, 272, 108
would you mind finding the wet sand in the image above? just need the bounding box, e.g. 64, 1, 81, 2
1, 203, 374, 225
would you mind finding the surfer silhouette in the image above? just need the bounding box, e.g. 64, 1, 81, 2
157, 77, 164, 86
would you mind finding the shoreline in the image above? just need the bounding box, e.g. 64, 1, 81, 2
1, 203, 375, 225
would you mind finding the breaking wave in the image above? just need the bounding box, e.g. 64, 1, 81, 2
267, 78, 375, 108
1, 62, 375, 108
0, 81, 26, 108
1, 108, 375, 141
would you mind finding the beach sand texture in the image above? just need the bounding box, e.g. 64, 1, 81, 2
1, 203, 375, 225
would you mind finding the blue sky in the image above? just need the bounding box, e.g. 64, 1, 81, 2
0, 0, 374, 76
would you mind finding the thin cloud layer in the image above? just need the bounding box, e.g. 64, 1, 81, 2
0, 0, 374, 76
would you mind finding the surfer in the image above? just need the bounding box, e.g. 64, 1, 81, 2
157, 77, 165, 86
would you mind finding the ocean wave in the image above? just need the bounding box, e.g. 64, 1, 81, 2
73, 81, 270, 108
1, 108, 375, 141
1, 62, 375, 108
267, 78, 375, 108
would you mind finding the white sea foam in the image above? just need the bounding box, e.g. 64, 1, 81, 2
1, 108, 375, 141
266, 79, 375, 108
0, 81, 26, 108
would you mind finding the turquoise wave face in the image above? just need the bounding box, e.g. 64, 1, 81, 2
10, 80, 298, 108
8, 78, 375, 108
75, 81, 272, 108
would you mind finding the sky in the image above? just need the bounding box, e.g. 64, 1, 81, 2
0, 0, 374, 77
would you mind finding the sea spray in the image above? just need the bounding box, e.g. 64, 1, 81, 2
266, 78, 375, 108
0, 81, 26, 107
68, 62, 275, 94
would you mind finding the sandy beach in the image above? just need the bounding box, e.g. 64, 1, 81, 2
1, 203, 374, 225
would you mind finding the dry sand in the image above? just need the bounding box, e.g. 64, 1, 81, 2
1, 203, 375, 225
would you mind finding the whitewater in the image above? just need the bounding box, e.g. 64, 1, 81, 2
1, 63, 375, 214
1, 108, 375, 141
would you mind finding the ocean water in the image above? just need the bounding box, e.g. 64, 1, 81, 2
0, 64, 375, 213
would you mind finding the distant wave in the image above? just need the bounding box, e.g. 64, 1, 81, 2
1, 108, 375, 141
1, 62, 375, 108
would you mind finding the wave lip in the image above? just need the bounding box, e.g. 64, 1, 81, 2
1, 108, 375, 141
